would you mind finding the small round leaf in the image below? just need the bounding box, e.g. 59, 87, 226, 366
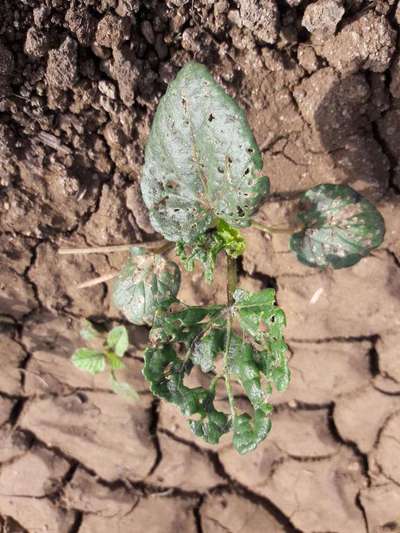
290, 184, 385, 269
112, 248, 181, 325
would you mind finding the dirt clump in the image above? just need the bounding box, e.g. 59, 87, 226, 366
320, 11, 397, 73
237, 0, 280, 44
302, 0, 345, 36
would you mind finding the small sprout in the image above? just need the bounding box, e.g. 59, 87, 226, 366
72, 323, 138, 402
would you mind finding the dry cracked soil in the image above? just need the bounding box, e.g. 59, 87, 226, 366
1, 0, 400, 532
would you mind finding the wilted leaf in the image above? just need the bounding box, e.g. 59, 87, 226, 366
290, 184, 385, 269
112, 247, 180, 325
107, 325, 129, 357
141, 62, 269, 243
72, 348, 105, 374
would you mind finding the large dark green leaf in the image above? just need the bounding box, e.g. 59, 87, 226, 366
143, 345, 230, 443
112, 247, 180, 326
141, 62, 269, 243
290, 184, 385, 269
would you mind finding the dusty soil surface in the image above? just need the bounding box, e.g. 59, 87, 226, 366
1, 1, 400, 532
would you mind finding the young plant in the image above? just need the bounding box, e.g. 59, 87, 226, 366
72, 322, 139, 401
67, 62, 385, 454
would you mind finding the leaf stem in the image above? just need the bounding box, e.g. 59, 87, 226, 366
251, 220, 301, 235
77, 272, 117, 289
224, 253, 237, 421
223, 313, 236, 421
58, 240, 168, 256
226, 254, 238, 306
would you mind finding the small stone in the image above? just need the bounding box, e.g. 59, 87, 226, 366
321, 11, 397, 73
46, 36, 79, 90
140, 20, 155, 44
238, 0, 280, 44
65, 6, 97, 46
302, 0, 345, 36
24, 27, 51, 58
95, 14, 131, 48
297, 43, 319, 73
98, 79, 117, 99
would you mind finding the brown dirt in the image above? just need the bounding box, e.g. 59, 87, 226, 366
1, 1, 400, 532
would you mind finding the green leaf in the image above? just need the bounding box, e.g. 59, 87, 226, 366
233, 288, 290, 393
192, 328, 225, 372
176, 233, 225, 283
112, 247, 181, 325
106, 351, 126, 370
189, 405, 230, 444
215, 219, 245, 258
80, 320, 100, 342
290, 184, 385, 269
141, 62, 269, 243
110, 375, 139, 401
106, 326, 129, 357
143, 345, 230, 443
233, 410, 272, 454
72, 348, 106, 374
228, 337, 269, 411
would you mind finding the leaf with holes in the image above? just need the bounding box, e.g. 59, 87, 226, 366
143, 344, 230, 443
290, 184, 385, 269
232, 288, 290, 392
233, 410, 272, 455
112, 247, 181, 326
141, 62, 269, 243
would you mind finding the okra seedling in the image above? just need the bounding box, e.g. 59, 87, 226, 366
67, 62, 385, 454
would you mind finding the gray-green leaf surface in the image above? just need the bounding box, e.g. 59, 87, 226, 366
141, 62, 269, 243
112, 248, 181, 325
290, 184, 385, 269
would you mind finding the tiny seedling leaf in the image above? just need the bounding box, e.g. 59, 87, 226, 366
112, 247, 181, 326
290, 184, 385, 269
106, 351, 126, 370
110, 375, 139, 401
80, 320, 100, 342
141, 62, 269, 243
107, 326, 129, 357
72, 348, 106, 374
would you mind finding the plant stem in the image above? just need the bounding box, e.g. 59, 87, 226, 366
226, 254, 237, 306
224, 253, 237, 421
251, 220, 300, 235
77, 272, 117, 289
58, 240, 168, 256
224, 313, 236, 421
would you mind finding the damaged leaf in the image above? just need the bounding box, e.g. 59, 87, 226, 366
112, 247, 181, 325
141, 62, 269, 243
290, 184, 385, 269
